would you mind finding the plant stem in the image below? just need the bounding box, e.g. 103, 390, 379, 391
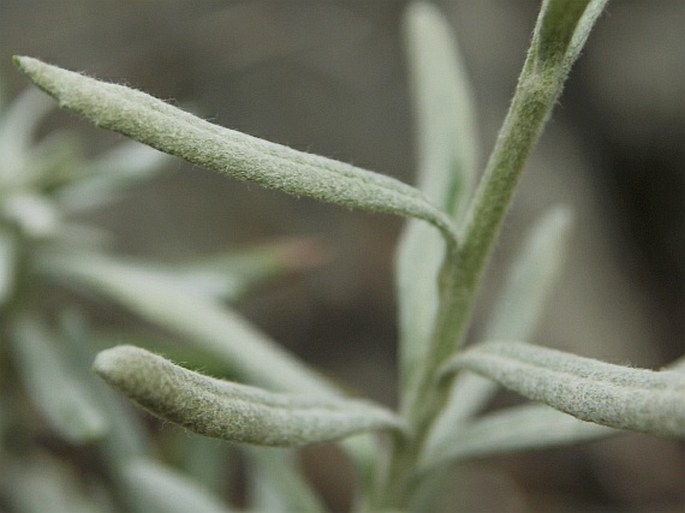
373, 61, 568, 513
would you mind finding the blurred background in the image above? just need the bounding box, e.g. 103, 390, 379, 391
1, 1, 683, 512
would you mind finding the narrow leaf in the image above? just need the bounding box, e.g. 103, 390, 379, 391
122, 458, 238, 513
55, 141, 169, 212
484, 206, 574, 341
402, 1, 478, 215
445, 341, 685, 438
167, 237, 329, 302
38, 248, 337, 395
396, 0, 478, 405
434, 0, 609, 381
422, 403, 615, 470
0, 87, 54, 185
10, 312, 108, 443
533, 0, 609, 74
5, 456, 112, 513
58, 309, 149, 463
247, 448, 328, 513
14, 56, 458, 245
425, 207, 574, 458
93, 345, 404, 446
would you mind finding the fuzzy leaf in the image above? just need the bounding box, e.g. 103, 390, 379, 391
0, 87, 54, 185
5, 456, 112, 513
445, 341, 685, 438
484, 206, 573, 341
58, 309, 149, 464
10, 312, 108, 443
122, 458, 237, 513
532, 0, 609, 74
55, 141, 169, 212
166, 238, 328, 302
38, 248, 336, 395
14, 56, 458, 245
421, 403, 615, 470
247, 448, 328, 513
402, 1, 478, 214
94, 345, 404, 446
425, 206, 575, 459
396, 1, 477, 404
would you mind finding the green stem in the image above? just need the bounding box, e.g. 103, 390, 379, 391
373, 62, 568, 513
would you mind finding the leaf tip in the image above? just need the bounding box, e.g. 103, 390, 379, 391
92, 344, 140, 383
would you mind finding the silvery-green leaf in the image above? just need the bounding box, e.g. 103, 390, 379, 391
9, 312, 108, 443
122, 458, 237, 513
421, 403, 615, 471
532, 0, 609, 75
0, 88, 54, 185
441, 0, 609, 377
173, 433, 234, 498
445, 341, 685, 438
402, 1, 478, 215
2, 192, 59, 237
425, 207, 574, 458
247, 448, 328, 513
38, 248, 336, 395
167, 238, 328, 302
5, 456, 112, 513
396, 1, 477, 404
484, 206, 573, 341
671, 354, 685, 373
56, 141, 169, 212
58, 309, 149, 462
93, 345, 404, 446
14, 56, 458, 245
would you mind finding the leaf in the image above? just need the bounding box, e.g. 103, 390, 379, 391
444, 341, 685, 438
246, 448, 328, 513
436, 0, 609, 376
484, 206, 574, 341
93, 345, 404, 446
121, 458, 238, 513
14, 56, 458, 246
0, 87, 54, 185
165, 237, 329, 302
5, 455, 113, 513
532, 0, 609, 74
57, 309, 149, 464
424, 207, 574, 460
38, 248, 336, 395
402, 1, 478, 216
9, 312, 108, 444
55, 140, 169, 212
421, 403, 615, 471
396, 0, 478, 405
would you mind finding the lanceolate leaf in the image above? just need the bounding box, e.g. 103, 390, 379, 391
402, 1, 478, 216
38, 248, 336, 396
10, 312, 108, 444
122, 458, 238, 513
93, 345, 404, 447
396, 0, 478, 408
532, 0, 609, 75
445, 341, 685, 438
428, 206, 575, 442
421, 403, 615, 471
246, 448, 328, 513
483, 206, 573, 342
13, 56, 458, 246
